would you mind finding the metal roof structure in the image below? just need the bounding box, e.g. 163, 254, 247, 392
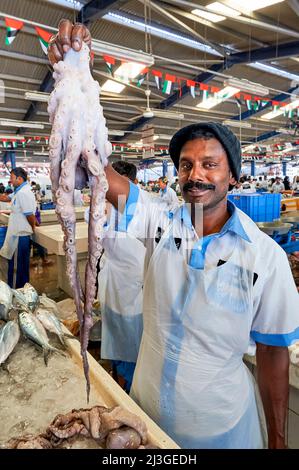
0, 0, 299, 164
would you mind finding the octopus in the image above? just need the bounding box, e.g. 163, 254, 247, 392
47, 43, 112, 400
6, 405, 150, 450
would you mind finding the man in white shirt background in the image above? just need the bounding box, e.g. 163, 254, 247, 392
0, 167, 36, 288
158, 176, 179, 210
271, 177, 285, 193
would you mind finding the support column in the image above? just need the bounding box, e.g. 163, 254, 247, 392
251, 160, 256, 177
162, 160, 168, 177
282, 161, 287, 176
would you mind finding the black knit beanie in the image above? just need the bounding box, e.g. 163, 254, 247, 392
169, 122, 242, 181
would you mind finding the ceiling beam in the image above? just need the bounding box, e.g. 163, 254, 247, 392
250, 130, 280, 143
160, 0, 299, 38
288, 0, 299, 16
160, 2, 269, 48
77, 0, 128, 25
136, 0, 224, 57
0, 49, 48, 65
227, 41, 299, 65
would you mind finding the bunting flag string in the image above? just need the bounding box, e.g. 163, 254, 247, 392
1, 13, 298, 115
5, 18, 24, 45
35, 26, 53, 55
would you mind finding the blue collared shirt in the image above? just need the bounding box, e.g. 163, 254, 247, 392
14, 181, 27, 194
176, 200, 251, 269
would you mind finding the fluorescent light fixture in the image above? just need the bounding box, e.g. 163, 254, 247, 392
0, 119, 44, 129
224, 77, 269, 97
114, 62, 147, 80
197, 86, 239, 110
153, 135, 159, 141
223, 119, 252, 128
227, 0, 284, 12
261, 99, 299, 120
102, 61, 147, 97
206, 2, 241, 17
158, 134, 172, 140
104, 12, 222, 56
143, 109, 185, 120
44, 0, 83, 9
249, 62, 299, 82
92, 37, 154, 66
25, 91, 50, 102
108, 130, 125, 136
191, 9, 226, 23
101, 80, 125, 94
33, 152, 48, 156
0, 134, 25, 140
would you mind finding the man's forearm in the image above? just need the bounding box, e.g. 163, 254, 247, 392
26, 214, 36, 232
256, 343, 289, 448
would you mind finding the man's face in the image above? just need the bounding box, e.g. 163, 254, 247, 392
178, 138, 236, 210
10, 172, 23, 188
159, 180, 166, 190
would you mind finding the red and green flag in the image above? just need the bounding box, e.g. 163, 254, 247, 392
103, 55, 115, 74
5, 17, 24, 45
152, 70, 162, 90
187, 80, 196, 98
162, 74, 176, 95
35, 27, 53, 55
137, 67, 148, 87
200, 83, 210, 101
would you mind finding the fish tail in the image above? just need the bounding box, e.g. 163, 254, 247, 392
43, 348, 50, 366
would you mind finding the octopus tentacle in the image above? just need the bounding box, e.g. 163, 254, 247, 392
48, 44, 110, 401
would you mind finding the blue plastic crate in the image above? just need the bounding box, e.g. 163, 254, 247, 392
228, 193, 281, 222
0, 226, 7, 248
40, 202, 56, 210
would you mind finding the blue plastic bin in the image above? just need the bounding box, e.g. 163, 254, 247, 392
40, 202, 55, 210
0, 226, 7, 248
228, 193, 281, 222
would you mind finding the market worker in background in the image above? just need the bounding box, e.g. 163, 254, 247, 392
158, 176, 179, 210
271, 177, 285, 193
49, 20, 299, 449
98, 160, 146, 393
0, 167, 36, 288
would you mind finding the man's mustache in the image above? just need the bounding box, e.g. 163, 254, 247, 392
183, 181, 216, 192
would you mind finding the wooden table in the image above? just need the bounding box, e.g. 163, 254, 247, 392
33, 222, 88, 296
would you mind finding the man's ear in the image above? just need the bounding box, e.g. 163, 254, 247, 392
229, 171, 237, 187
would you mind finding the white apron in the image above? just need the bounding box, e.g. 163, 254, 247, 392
98, 231, 145, 362
0, 193, 32, 260
131, 222, 266, 449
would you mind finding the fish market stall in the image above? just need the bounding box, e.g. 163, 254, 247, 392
0, 319, 178, 449
0, 207, 86, 226
33, 222, 88, 297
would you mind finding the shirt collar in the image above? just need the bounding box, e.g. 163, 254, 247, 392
14, 181, 27, 194
173, 200, 251, 243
